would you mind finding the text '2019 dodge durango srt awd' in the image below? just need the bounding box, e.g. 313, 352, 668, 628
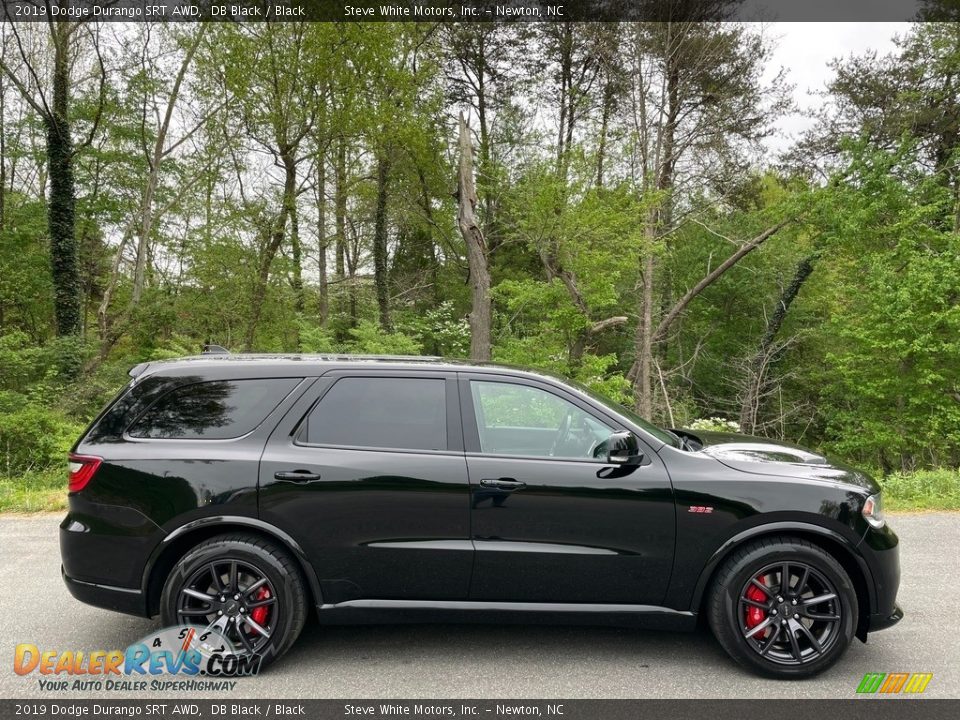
60, 354, 901, 678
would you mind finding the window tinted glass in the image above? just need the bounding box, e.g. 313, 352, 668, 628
470, 381, 612, 460
569, 379, 681, 448
303, 377, 447, 451
129, 378, 300, 439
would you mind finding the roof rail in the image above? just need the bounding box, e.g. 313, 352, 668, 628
201, 344, 231, 355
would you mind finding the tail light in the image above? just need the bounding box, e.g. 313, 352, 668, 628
68, 454, 102, 493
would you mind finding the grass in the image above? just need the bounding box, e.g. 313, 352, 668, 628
0, 467, 958, 514
879, 468, 960, 512
0, 469, 68, 513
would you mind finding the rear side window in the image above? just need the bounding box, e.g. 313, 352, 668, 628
301, 377, 447, 451
128, 378, 300, 439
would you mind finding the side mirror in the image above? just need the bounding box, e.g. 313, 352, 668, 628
605, 431, 644, 466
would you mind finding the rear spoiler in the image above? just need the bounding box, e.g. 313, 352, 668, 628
128, 344, 230, 380
129, 362, 150, 380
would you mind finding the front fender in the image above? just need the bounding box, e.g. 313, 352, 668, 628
683, 520, 876, 617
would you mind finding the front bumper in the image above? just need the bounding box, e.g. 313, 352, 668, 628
867, 602, 904, 632
859, 521, 902, 636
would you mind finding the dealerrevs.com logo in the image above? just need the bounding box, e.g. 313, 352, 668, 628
856, 672, 933, 694
13, 626, 260, 692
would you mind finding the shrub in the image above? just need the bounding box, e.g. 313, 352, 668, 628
0, 404, 85, 478
880, 468, 960, 511
300, 319, 422, 356
687, 417, 741, 433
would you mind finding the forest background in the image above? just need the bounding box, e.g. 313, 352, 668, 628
1, 17, 958, 510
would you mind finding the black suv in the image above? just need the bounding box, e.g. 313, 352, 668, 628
61, 354, 901, 678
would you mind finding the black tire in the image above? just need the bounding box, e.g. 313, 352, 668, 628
707, 536, 858, 679
160, 533, 308, 669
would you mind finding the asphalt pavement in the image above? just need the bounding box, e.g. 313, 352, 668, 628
0, 512, 955, 699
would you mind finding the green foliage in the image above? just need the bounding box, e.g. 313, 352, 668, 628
300, 319, 422, 356
687, 418, 742, 433
0, 404, 84, 478
880, 469, 960, 511
0, 331, 51, 390
345, 321, 422, 355
3, 21, 960, 513
399, 302, 471, 358
810, 143, 960, 470
0, 195, 53, 339
0, 469, 67, 513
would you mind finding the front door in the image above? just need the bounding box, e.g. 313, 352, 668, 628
461, 375, 676, 605
259, 371, 471, 603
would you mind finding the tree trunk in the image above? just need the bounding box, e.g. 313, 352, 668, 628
131, 175, 157, 305
245, 150, 296, 350
291, 202, 303, 315
475, 37, 493, 235
47, 22, 82, 340
595, 80, 614, 189
635, 245, 656, 417
130, 26, 204, 306
457, 113, 492, 362
654, 222, 788, 345
373, 152, 392, 333
317, 152, 328, 325
0, 65, 7, 330
570, 315, 628, 366
739, 255, 815, 432
0, 64, 6, 235
629, 221, 789, 418
416, 165, 441, 308
655, 64, 680, 339
334, 138, 348, 326
629, 47, 680, 419
556, 25, 574, 175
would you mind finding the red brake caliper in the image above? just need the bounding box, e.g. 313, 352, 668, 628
250, 586, 271, 627
745, 577, 768, 632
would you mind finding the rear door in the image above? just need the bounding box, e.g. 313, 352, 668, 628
461, 373, 676, 605
258, 369, 472, 602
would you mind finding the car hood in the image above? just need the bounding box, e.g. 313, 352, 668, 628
672, 429, 879, 493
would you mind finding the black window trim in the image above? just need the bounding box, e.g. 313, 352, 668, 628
457, 372, 634, 464
122, 376, 306, 443
290, 370, 463, 455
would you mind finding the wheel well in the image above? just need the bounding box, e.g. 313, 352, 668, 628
144, 524, 317, 617
697, 530, 872, 641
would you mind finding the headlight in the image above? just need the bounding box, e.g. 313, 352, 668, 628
862, 492, 885, 529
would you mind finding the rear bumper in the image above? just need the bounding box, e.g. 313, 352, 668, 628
61, 565, 149, 617
59, 504, 162, 618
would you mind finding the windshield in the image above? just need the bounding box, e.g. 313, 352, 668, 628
568, 380, 682, 449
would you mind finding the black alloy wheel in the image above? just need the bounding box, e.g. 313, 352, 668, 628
708, 536, 858, 678
176, 558, 278, 656
738, 560, 842, 665
160, 533, 308, 668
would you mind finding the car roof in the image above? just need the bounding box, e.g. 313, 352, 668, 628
128, 353, 558, 383
124, 353, 670, 451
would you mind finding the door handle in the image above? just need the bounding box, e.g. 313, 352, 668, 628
274, 470, 322, 482
479, 477, 526, 491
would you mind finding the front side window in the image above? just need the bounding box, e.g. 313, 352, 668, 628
128, 378, 300, 439
470, 381, 612, 460
301, 377, 447, 451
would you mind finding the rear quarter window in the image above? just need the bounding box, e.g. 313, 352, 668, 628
128, 378, 300, 440
300, 376, 447, 451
